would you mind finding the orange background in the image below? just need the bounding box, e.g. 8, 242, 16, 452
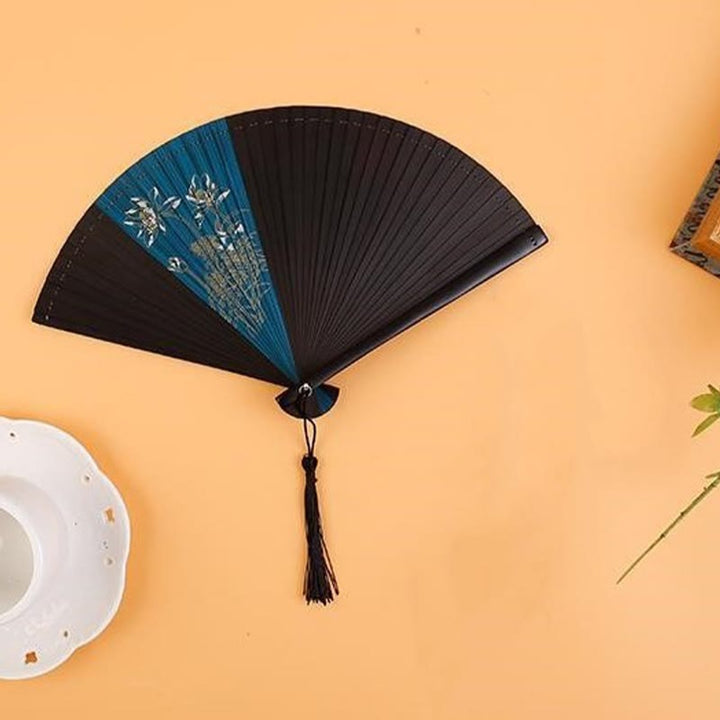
3, 0, 720, 717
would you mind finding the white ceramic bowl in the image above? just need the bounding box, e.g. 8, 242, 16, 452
0, 418, 130, 679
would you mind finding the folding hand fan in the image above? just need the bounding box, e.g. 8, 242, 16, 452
34, 106, 548, 604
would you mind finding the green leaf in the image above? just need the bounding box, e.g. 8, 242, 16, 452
709, 384, 720, 397
693, 413, 720, 437
691, 393, 720, 413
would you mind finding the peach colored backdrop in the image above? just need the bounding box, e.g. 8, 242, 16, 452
3, 0, 720, 717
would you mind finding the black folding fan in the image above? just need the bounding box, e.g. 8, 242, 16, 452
34, 106, 548, 603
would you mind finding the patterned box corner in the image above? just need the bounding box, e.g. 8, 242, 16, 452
670, 156, 720, 277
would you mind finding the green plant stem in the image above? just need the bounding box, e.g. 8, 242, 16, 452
617, 473, 720, 584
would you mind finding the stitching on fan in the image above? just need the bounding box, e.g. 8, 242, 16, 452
236, 117, 482, 172
44, 215, 96, 320
231, 117, 488, 182
239, 117, 486, 193
233, 118, 447, 155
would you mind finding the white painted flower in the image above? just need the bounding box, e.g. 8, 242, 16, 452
186, 174, 230, 224
123, 187, 181, 246
167, 257, 188, 273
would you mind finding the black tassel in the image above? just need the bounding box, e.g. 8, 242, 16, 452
298, 387, 338, 605
302, 453, 338, 604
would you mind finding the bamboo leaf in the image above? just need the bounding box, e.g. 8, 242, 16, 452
693, 413, 720, 437
690, 393, 720, 413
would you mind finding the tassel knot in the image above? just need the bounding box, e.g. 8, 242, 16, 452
301, 454, 318, 476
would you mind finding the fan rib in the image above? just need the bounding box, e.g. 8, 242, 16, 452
319, 135, 466, 345
316, 115, 414, 350
304, 111, 381, 368
319, 133, 466, 348
327, 181, 524, 351
304, 224, 547, 388
328, 205, 532, 355
303, 109, 367, 357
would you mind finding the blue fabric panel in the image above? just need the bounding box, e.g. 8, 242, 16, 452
97, 119, 298, 382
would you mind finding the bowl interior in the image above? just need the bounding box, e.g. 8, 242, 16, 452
0, 507, 34, 617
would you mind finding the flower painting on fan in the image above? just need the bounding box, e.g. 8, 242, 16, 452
185, 174, 230, 223
123, 175, 271, 331
93, 119, 299, 381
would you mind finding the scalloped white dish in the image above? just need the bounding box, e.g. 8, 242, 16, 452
0, 417, 130, 679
